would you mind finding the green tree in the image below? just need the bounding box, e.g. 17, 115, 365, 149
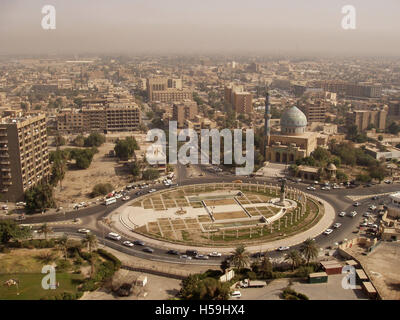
25, 183, 56, 213
142, 169, 160, 181
91, 183, 113, 198
114, 137, 139, 160
231, 245, 250, 270
300, 238, 318, 265
284, 250, 302, 271
84, 132, 106, 147
220, 258, 231, 273
58, 235, 69, 260
83, 234, 97, 254
0, 220, 31, 244
259, 255, 273, 278
131, 162, 140, 178
39, 223, 52, 240
54, 134, 66, 147
73, 134, 85, 147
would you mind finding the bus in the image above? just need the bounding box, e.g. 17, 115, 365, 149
104, 197, 116, 206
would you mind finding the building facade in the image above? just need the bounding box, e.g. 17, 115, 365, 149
147, 78, 192, 102
172, 101, 198, 128
346, 109, 387, 131
0, 114, 50, 202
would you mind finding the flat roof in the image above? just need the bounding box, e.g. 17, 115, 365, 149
309, 272, 328, 277
346, 260, 359, 266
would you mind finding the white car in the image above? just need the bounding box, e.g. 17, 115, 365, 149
363, 212, 371, 217
324, 229, 333, 235
231, 291, 242, 298
353, 202, 361, 207
333, 223, 342, 229
122, 196, 130, 201
339, 211, 346, 217
369, 205, 377, 210
306, 186, 316, 191
114, 193, 122, 199
350, 211, 358, 217
277, 246, 290, 251
122, 241, 134, 247
180, 255, 192, 260
148, 189, 156, 193
208, 252, 222, 257
77, 229, 91, 234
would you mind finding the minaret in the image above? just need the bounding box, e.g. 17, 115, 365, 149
264, 91, 271, 149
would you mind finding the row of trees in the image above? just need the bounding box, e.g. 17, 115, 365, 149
73, 132, 106, 148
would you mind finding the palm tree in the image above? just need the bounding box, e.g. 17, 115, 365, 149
39, 223, 52, 240
220, 258, 231, 273
83, 234, 97, 253
231, 245, 250, 270
300, 238, 319, 265
58, 235, 69, 260
284, 250, 302, 271
89, 252, 98, 279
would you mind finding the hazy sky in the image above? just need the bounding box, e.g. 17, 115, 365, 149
0, 0, 399, 56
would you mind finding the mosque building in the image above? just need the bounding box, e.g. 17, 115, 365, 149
264, 93, 319, 164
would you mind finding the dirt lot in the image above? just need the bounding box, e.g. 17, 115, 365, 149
354, 242, 400, 300
53, 143, 132, 206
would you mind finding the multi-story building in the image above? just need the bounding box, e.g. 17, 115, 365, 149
57, 104, 141, 133
224, 84, 253, 113
346, 109, 387, 131
172, 100, 198, 128
320, 81, 382, 99
147, 78, 192, 102
0, 114, 50, 202
300, 102, 327, 123
388, 101, 400, 119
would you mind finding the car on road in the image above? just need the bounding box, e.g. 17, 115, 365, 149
363, 212, 371, 217
15, 215, 26, 221
353, 202, 361, 207
339, 211, 346, 217
231, 291, 242, 298
180, 255, 192, 260
16, 202, 26, 207
186, 250, 198, 257
77, 228, 91, 234
324, 229, 333, 235
122, 196, 130, 201
349, 211, 358, 217
107, 232, 121, 240
148, 189, 156, 193
369, 205, 377, 210
277, 246, 290, 251
306, 186, 316, 191
133, 240, 145, 246
167, 249, 180, 255
122, 241, 134, 247
195, 254, 209, 260
321, 186, 331, 190
143, 247, 154, 253
384, 180, 392, 184
333, 223, 342, 229
208, 252, 222, 257
114, 193, 122, 199
360, 222, 368, 227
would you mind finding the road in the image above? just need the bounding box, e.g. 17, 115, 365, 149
11, 162, 399, 265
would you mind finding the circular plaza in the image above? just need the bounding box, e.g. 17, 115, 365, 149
109, 182, 335, 250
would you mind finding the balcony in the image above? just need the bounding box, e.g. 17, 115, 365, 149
0, 161, 10, 165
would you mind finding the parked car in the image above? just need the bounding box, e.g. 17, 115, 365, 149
15, 215, 26, 221
324, 229, 333, 235
363, 212, 371, 217
333, 223, 342, 229
339, 211, 346, 217
186, 250, 198, 256
195, 254, 209, 260
180, 255, 192, 260
349, 211, 358, 217
122, 196, 130, 201
77, 228, 91, 234
369, 205, 377, 210
122, 241, 134, 247
148, 189, 157, 193
231, 291, 242, 298
353, 202, 361, 207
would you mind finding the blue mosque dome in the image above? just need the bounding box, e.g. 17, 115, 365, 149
280, 106, 307, 135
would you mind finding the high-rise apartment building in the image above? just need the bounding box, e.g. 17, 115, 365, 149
57, 104, 141, 133
321, 81, 382, 99
346, 109, 387, 131
0, 114, 50, 202
172, 101, 198, 128
300, 102, 327, 123
147, 78, 192, 102
224, 84, 253, 113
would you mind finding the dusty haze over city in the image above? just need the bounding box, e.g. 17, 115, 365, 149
0, 0, 399, 56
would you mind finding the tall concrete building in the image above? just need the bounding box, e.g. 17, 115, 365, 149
172, 100, 198, 128
57, 104, 141, 133
224, 84, 253, 113
147, 78, 192, 102
346, 109, 387, 131
0, 114, 50, 202
321, 81, 382, 99
300, 102, 327, 123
